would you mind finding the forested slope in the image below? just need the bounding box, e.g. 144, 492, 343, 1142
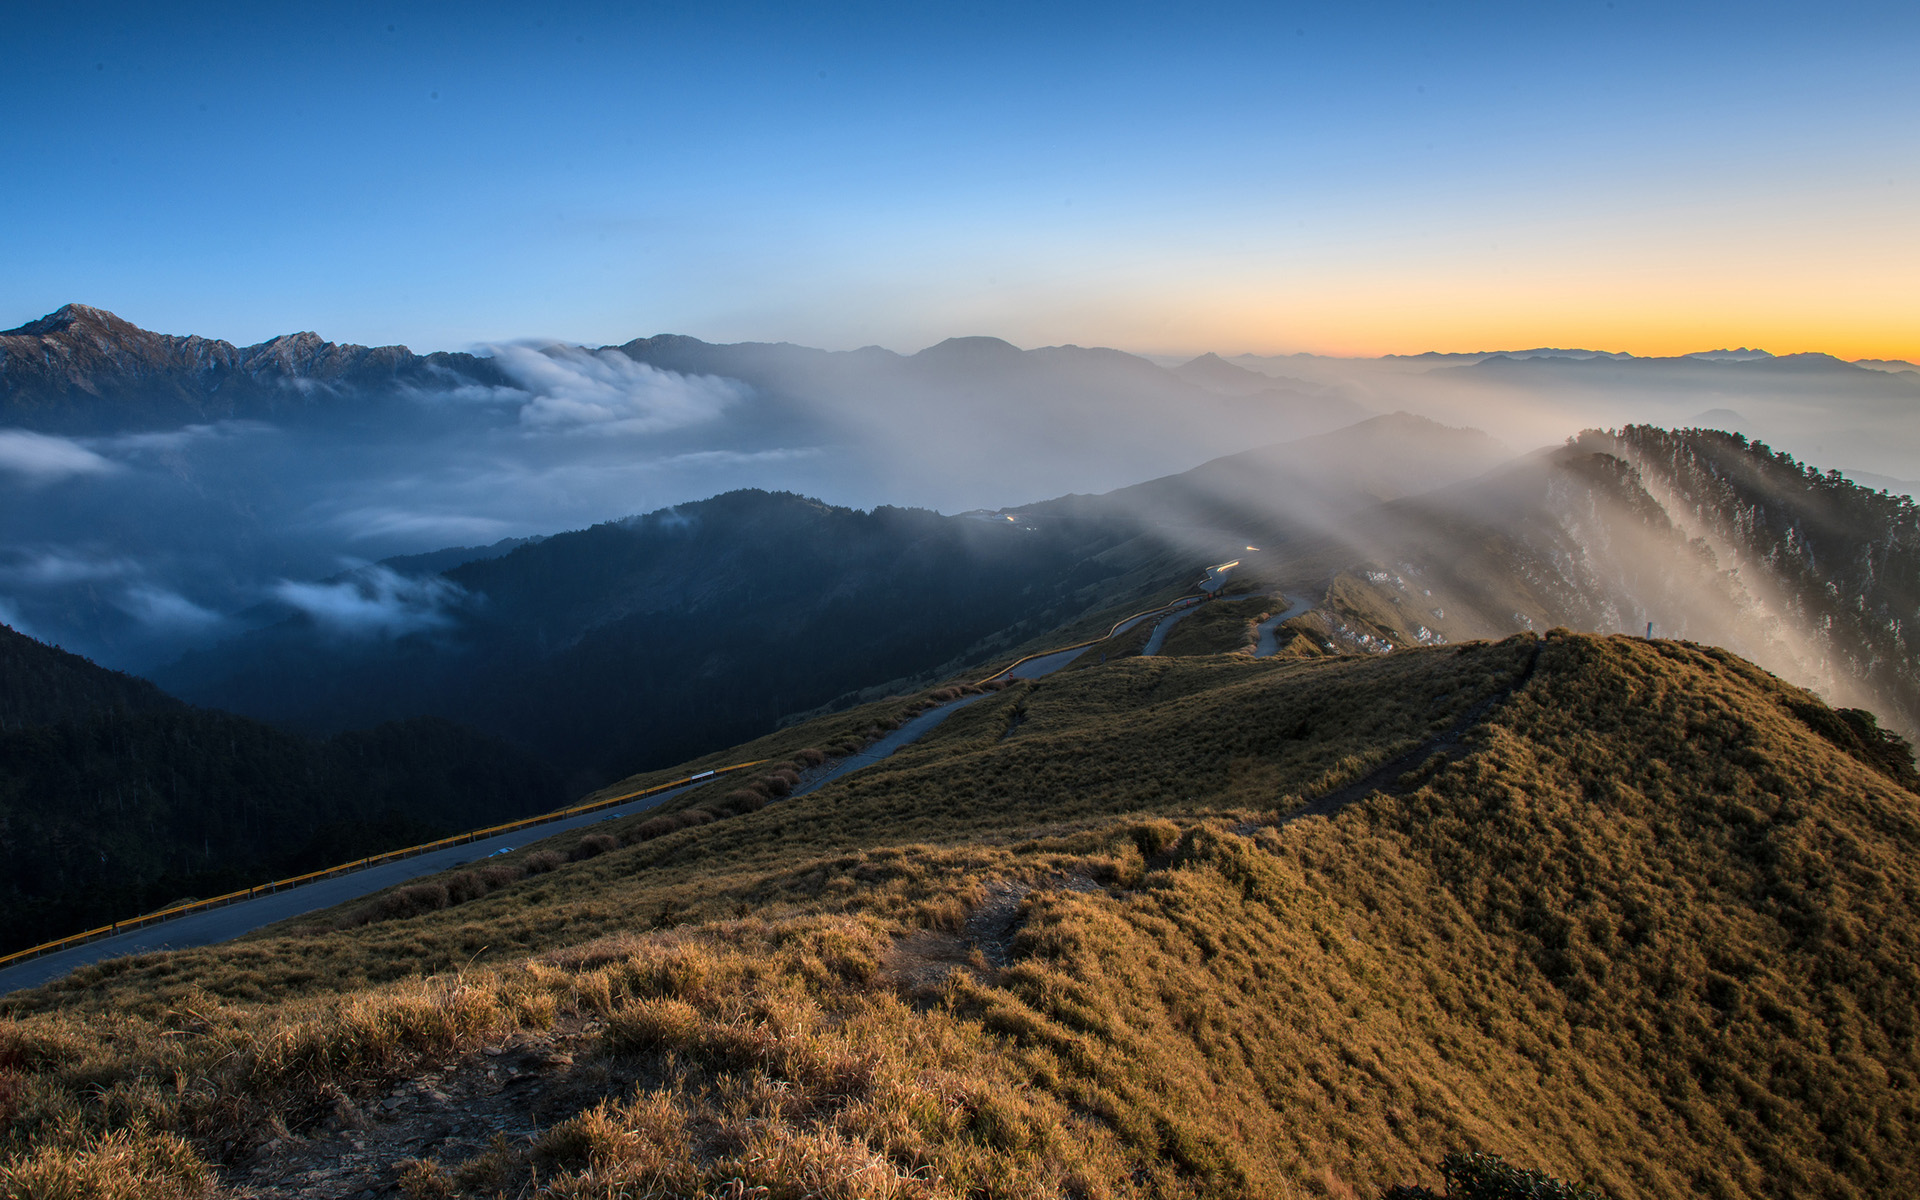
1605, 425, 1920, 731
0, 625, 567, 956
0, 622, 178, 732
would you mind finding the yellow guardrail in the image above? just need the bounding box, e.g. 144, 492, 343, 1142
975, 594, 1204, 685
0, 759, 767, 972
1, 579, 1228, 975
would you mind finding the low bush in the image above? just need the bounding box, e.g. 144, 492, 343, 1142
569, 834, 620, 862
633, 816, 680, 841
1383, 1152, 1606, 1199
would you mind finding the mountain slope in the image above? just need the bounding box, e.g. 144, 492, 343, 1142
153, 414, 1518, 786
5, 632, 1917, 1199
1245, 428, 1920, 737
0, 621, 180, 732
0, 304, 506, 432
0, 624, 567, 956
156, 489, 1179, 786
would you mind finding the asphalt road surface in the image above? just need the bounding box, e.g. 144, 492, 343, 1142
0, 782, 702, 995
1253, 596, 1315, 657
1, 591, 1299, 996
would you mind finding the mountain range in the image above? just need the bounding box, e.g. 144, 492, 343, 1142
5, 303, 1920, 1197
0, 304, 509, 432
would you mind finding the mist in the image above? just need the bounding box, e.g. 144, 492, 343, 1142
3, 311, 1915, 701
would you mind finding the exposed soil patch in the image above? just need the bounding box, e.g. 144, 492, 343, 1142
882, 874, 1101, 1000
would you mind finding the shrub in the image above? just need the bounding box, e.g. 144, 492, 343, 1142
794, 748, 827, 766
1383, 1152, 1606, 1199
479, 863, 522, 889
381, 882, 450, 919
570, 834, 620, 862
634, 816, 680, 841
523, 850, 564, 874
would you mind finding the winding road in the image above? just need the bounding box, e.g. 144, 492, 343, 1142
0, 577, 1310, 997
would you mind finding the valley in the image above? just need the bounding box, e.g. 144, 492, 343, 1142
4, 310, 1919, 1200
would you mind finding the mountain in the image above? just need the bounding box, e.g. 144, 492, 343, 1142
1071, 412, 1513, 531
1384, 347, 1637, 362
0, 620, 179, 732
0, 624, 566, 956
155, 488, 1171, 786
7, 630, 1918, 1199
1172, 351, 1313, 395
1450, 349, 1919, 399
2, 307, 1380, 672
1149, 427, 1918, 737
607, 331, 1374, 501
0, 304, 508, 432
1687, 348, 1774, 361
153, 417, 1516, 786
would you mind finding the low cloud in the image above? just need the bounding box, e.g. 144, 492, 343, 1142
655, 447, 822, 468
0, 551, 139, 587
272, 565, 468, 638
117, 584, 225, 632
91, 420, 270, 455
0, 430, 117, 483
331, 508, 516, 544
489, 343, 748, 435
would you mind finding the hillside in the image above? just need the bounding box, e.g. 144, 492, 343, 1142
155, 413, 1520, 788
155, 489, 1186, 787
1151, 429, 1920, 740
5, 631, 1917, 1198
0, 623, 568, 956
0, 622, 179, 732
1604, 426, 1920, 732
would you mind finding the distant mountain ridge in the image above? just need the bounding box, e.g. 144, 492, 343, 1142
0, 303, 507, 431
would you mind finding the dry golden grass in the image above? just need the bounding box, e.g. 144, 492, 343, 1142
1152, 596, 1271, 658
3, 633, 1917, 1198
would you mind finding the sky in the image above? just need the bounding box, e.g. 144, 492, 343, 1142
2, 0, 1916, 360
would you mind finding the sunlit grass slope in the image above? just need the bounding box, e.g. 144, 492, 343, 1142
3, 632, 1918, 1199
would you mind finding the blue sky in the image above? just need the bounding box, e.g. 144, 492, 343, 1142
3, 1, 1915, 357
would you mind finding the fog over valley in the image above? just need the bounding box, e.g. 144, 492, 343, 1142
5, 304, 1915, 690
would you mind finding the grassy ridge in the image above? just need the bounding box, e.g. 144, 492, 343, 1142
2, 634, 1917, 1198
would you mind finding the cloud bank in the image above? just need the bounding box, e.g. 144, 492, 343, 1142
489, 344, 748, 435
0, 430, 117, 483
272, 565, 468, 638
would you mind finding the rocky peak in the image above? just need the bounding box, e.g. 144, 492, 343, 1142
0, 304, 500, 432
2, 302, 135, 339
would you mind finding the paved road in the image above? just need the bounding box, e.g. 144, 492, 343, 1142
0, 783, 701, 996
793, 602, 1187, 795
1253, 595, 1315, 657
1141, 605, 1198, 655
0, 587, 1278, 996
